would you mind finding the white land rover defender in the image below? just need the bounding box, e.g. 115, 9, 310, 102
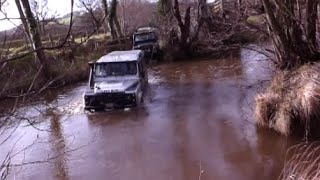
84, 50, 148, 110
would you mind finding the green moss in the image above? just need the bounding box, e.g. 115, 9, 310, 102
10, 45, 31, 55
74, 33, 111, 44
246, 15, 266, 25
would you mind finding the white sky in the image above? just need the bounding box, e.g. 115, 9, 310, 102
0, 0, 216, 32
0, 0, 74, 31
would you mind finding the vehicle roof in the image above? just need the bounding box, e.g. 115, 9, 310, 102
96, 50, 143, 63
135, 27, 156, 34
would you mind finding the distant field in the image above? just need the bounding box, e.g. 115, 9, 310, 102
58, 17, 71, 25
2, 32, 111, 56
74, 33, 111, 43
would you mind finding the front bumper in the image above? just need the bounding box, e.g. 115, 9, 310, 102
84, 92, 137, 109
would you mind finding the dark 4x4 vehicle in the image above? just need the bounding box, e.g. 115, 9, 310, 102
133, 27, 160, 59
84, 50, 148, 111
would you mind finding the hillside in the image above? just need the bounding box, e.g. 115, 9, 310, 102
0, 11, 98, 42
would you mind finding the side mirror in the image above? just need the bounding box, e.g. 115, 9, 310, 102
88, 62, 94, 67
88, 62, 95, 89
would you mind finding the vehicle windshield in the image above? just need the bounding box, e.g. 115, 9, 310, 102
134, 32, 155, 42
95, 62, 137, 77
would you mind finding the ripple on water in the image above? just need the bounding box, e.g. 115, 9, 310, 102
55, 98, 84, 115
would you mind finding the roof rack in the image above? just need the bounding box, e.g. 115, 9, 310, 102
97, 50, 143, 63
135, 27, 155, 34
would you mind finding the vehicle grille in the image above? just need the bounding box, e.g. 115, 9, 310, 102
85, 92, 136, 108
101, 93, 127, 102
139, 45, 152, 50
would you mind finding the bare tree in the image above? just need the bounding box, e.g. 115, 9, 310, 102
109, 0, 123, 39
158, 0, 172, 17
157, 0, 246, 59
101, 0, 110, 32
0, 0, 7, 11
14, 0, 31, 44
30, 0, 58, 35
78, 0, 101, 31
117, 0, 154, 35
19, 0, 49, 78
173, 0, 191, 50
105, 0, 116, 39
262, 0, 320, 69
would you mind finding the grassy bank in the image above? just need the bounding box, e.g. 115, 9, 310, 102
255, 63, 320, 138
0, 35, 131, 98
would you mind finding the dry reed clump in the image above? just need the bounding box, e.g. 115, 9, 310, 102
280, 143, 320, 180
255, 63, 320, 137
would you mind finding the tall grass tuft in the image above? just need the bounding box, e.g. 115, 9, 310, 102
280, 142, 320, 180
255, 63, 320, 137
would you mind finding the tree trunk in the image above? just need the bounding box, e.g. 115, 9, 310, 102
109, 0, 118, 39
119, 2, 127, 36
173, 0, 191, 52
20, 0, 49, 77
158, 0, 172, 17
263, 0, 320, 69
199, 0, 209, 18
101, 0, 112, 36
180, 7, 190, 49
101, 0, 109, 17
15, 0, 31, 45
108, 16, 118, 40
111, 0, 123, 38
262, 0, 294, 68
114, 16, 123, 38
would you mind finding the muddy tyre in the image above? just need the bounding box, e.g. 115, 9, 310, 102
94, 107, 104, 112
136, 96, 144, 107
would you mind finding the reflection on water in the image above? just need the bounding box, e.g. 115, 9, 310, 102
48, 110, 69, 180
0, 46, 301, 180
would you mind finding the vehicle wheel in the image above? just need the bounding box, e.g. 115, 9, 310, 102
156, 50, 163, 62
94, 107, 104, 112
85, 108, 95, 113
136, 96, 144, 108
114, 105, 124, 109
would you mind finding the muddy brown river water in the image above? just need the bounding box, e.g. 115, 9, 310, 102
0, 46, 300, 180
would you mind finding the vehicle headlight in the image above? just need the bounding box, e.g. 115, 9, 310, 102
84, 95, 93, 105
